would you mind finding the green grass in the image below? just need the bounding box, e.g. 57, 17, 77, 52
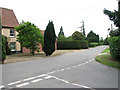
96, 54, 120, 69
102, 48, 110, 53
89, 42, 99, 47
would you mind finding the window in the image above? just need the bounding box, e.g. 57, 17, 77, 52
10, 30, 15, 37
10, 42, 16, 51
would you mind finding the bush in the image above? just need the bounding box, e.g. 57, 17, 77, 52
109, 36, 120, 60
57, 40, 88, 49
6, 42, 12, 55
80, 40, 89, 49
57, 41, 81, 49
89, 42, 99, 47
2, 35, 6, 63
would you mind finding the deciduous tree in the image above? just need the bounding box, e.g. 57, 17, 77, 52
15, 21, 44, 55
72, 31, 85, 40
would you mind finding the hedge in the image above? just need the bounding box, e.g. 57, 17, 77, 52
57, 40, 88, 50
109, 36, 120, 60
80, 40, 89, 49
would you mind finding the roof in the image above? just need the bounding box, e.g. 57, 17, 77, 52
0, 7, 19, 28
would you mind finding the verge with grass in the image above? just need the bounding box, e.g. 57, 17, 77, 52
102, 48, 110, 53
96, 54, 120, 69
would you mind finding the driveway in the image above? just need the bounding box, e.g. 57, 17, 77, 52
0, 46, 119, 89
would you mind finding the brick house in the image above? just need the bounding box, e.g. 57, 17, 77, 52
0, 7, 21, 52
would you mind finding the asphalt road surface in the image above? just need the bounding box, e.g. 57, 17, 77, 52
0, 46, 119, 89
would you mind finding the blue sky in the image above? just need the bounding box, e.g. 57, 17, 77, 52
0, 0, 118, 39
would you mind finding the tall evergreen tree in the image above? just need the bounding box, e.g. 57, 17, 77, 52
104, 1, 120, 33
58, 26, 64, 36
44, 21, 56, 56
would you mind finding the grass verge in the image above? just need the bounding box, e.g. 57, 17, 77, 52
96, 54, 120, 69
102, 48, 110, 53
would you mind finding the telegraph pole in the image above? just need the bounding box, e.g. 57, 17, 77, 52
78, 20, 85, 36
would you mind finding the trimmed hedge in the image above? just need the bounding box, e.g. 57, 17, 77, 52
109, 36, 120, 60
80, 40, 89, 49
57, 40, 88, 50
89, 42, 99, 47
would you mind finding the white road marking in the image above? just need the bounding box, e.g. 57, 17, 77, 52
66, 67, 71, 70
60, 69, 65, 71
23, 77, 36, 81
31, 79, 43, 83
0, 85, 4, 89
52, 75, 94, 90
6, 59, 94, 88
36, 74, 46, 78
44, 75, 53, 79
8, 80, 21, 86
16, 82, 29, 87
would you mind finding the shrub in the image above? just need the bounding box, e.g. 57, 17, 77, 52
2, 35, 6, 63
6, 42, 12, 55
57, 41, 81, 49
109, 36, 120, 60
89, 42, 99, 47
80, 40, 89, 49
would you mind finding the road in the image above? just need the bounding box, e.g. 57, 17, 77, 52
0, 46, 119, 89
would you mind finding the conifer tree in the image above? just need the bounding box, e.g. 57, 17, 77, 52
44, 21, 56, 56
58, 26, 64, 36
104, 1, 120, 33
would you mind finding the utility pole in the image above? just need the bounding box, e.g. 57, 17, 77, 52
78, 20, 85, 36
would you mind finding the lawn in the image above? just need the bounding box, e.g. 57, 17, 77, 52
96, 54, 120, 69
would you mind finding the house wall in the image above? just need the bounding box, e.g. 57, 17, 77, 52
2, 28, 21, 52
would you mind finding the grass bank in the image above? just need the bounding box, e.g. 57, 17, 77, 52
96, 48, 120, 69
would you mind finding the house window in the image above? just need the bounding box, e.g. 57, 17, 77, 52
10, 30, 15, 37
10, 42, 16, 51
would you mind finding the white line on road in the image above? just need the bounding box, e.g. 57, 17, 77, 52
31, 79, 43, 83
16, 82, 29, 87
0, 85, 4, 89
51, 75, 94, 90
8, 80, 21, 86
23, 77, 36, 82
7, 59, 94, 88
44, 75, 54, 79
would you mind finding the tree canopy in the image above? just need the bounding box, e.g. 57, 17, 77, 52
87, 30, 99, 43
15, 21, 44, 55
72, 31, 85, 40
43, 21, 56, 56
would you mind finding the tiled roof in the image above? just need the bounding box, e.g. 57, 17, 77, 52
0, 7, 19, 28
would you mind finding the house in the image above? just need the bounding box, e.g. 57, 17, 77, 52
0, 7, 21, 52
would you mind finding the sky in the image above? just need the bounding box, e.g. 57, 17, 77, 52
0, 0, 118, 39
